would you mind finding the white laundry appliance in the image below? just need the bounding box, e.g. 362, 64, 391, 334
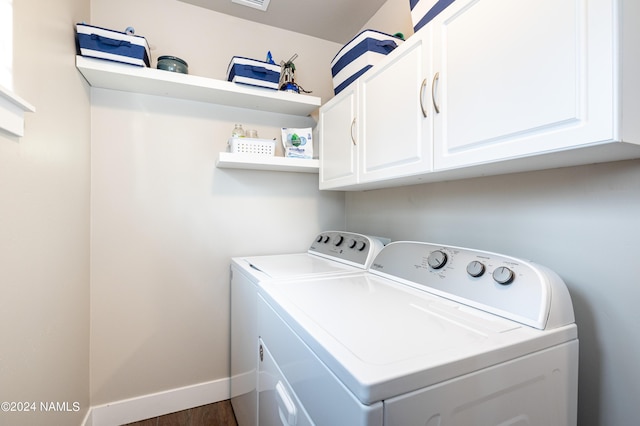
256, 241, 579, 426
230, 231, 387, 426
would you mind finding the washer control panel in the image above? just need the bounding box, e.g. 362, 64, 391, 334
426, 249, 517, 286
370, 241, 574, 330
308, 231, 386, 269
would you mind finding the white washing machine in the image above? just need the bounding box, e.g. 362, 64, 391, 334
256, 241, 579, 426
230, 231, 387, 426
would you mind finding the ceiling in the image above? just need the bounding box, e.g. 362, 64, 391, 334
177, 0, 388, 44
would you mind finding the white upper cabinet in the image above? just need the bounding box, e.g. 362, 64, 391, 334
432, 0, 617, 170
319, 33, 434, 190
359, 33, 433, 183
318, 0, 640, 191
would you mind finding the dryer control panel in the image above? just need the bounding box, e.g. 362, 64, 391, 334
370, 241, 575, 330
308, 231, 386, 269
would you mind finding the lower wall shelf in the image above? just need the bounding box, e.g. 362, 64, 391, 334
216, 152, 319, 173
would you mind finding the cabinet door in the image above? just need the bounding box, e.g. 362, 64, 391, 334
319, 85, 359, 189
432, 0, 615, 170
359, 32, 434, 183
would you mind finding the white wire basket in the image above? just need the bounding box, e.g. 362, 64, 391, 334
228, 137, 276, 156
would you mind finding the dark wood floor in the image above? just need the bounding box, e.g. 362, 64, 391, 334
122, 400, 238, 426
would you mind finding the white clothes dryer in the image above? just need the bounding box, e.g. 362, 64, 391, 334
230, 231, 387, 426
256, 241, 579, 426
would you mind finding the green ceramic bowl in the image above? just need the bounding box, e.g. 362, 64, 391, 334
157, 56, 188, 74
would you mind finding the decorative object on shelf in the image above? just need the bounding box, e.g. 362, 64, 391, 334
75, 23, 150, 67
278, 54, 312, 94
330, 29, 403, 95
231, 123, 245, 138
157, 55, 188, 74
281, 127, 313, 159
226, 56, 281, 90
410, 0, 456, 33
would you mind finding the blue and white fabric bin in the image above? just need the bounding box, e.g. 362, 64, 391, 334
226, 56, 281, 90
410, 0, 457, 33
331, 30, 403, 95
76, 23, 150, 67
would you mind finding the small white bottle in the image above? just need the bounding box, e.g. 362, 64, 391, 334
231, 124, 245, 138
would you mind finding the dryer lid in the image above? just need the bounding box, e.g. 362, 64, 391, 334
260, 272, 577, 405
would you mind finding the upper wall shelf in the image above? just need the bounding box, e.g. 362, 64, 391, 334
75, 56, 321, 116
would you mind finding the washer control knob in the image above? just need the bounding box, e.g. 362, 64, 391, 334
493, 266, 515, 285
427, 250, 448, 269
323, 235, 330, 243
333, 235, 344, 246
348, 239, 357, 249
316, 235, 324, 243
466, 261, 486, 277
356, 241, 367, 251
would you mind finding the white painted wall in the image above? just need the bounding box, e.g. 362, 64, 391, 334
346, 161, 640, 425
0, 0, 91, 424
89, 90, 345, 406
89, 0, 345, 407
361, 0, 414, 39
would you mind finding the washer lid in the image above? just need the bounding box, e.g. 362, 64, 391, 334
234, 253, 363, 282
259, 273, 577, 405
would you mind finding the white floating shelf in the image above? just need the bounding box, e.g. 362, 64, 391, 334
216, 152, 319, 173
75, 56, 321, 116
0, 85, 35, 137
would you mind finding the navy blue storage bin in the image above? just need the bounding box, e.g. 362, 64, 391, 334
226, 56, 281, 90
331, 30, 403, 95
76, 23, 150, 67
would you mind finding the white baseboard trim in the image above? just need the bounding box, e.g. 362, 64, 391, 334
83, 377, 230, 426
81, 409, 93, 426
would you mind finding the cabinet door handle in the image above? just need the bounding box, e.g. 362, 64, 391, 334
419, 78, 428, 118
350, 117, 357, 145
432, 72, 440, 114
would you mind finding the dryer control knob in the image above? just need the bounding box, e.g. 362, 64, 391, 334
348, 239, 357, 249
427, 250, 448, 269
493, 266, 515, 285
466, 261, 486, 277
333, 235, 344, 246
323, 235, 330, 243
316, 235, 324, 243
356, 241, 367, 251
